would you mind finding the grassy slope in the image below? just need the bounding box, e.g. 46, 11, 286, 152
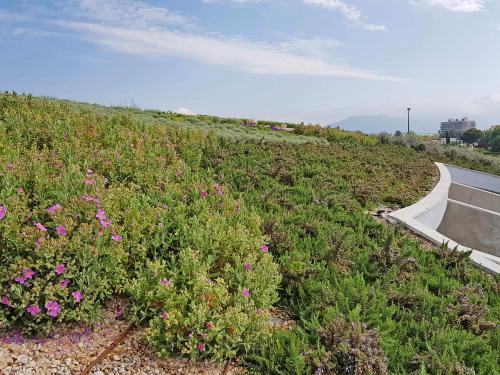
2, 95, 499, 374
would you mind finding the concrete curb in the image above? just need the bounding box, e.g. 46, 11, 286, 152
388, 162, 500, 274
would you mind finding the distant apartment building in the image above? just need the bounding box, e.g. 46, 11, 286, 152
439, 117, 476, 136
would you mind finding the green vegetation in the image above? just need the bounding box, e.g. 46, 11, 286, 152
1, 94, 498, 374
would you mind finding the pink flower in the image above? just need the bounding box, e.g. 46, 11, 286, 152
56, 225, 67, 236
55, 264, 66, 275
242, 288, 250, 299
214, 183, 224, 196
162, 204, 169, 210
47, 204, 61, 214
34, 222, 47, 232
59, 279, 70, 289
205, 321, 213, 330
100, 218, 112, 228
96, 209, 106, 220
160, 311, 169, 320
84, 178, 96, 185
111, 234, 122, 242
71, 291, 83, 303
260, 244, 269, 253
15, 276, 26, 284
86, 169, 93, 176
27, 305, 41, 316
198, 343, 206, 352
0, 206, 6, 220
160, 278, 171, 287
82, 195, 100, 206
6, 162, 15, 170
35, 237, 43, 250
199, 191, 208, 199
1, 296, 10, 306
23, 269, 35, 280
17, 187, 24, 194
45, 300, 61, 317
245, 263, 251, 271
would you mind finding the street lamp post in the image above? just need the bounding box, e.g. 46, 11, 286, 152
407, 108, 411, 134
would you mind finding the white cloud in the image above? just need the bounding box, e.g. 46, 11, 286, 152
0, 9, 31, 22
175, 107, 196, 115
202, 0, 271, 3
410, 0, 485, 12
77, 0, 193, 28
303, 0, 386, 31
50, 0, 401, 81
11, 27, 60, 38
57, 20, 401, 81
279, 37, 343, 59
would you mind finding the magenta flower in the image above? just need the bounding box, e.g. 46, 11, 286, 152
214, 183, 224, 196
205, 321, 213, 330
96, 209, 106, 220
35, 237, 43, 250
17, 187, 24, 194
47, 204, 61, 214
160, 278, 171, 287
23, 269, 35, 280
199, 191, 208, 199
100, 218, 112, 228
45, 300, 61, 317
56, 225, 67, 236
1, 296, 10, 306
34, 222, 47, 232
242, 288, 251, 298
71, 291, 83, 303
160, 311, 169, 320
55, 264, 66, 275
82, 195, 100, 206
15, 275, 26, 285
245, 263, 251, 271
111, 234, 122, 242
260, 244, 269, 253
0, 206, 6, 220
27, 305, 41, 316
198, 343, 206, 352
59, 279, 70, 289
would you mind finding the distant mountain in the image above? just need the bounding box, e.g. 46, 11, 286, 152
329, 115, 435, 135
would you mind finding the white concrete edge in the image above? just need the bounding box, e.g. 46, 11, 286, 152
388, 162, 500, 274
447, 198, 500, 218
389, 163, 450, 223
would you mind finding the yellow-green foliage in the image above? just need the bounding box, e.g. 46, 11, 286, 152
0, 94, 280, 359
0, 94, 498, 374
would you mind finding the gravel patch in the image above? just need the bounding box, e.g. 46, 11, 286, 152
1, 301, 243, 375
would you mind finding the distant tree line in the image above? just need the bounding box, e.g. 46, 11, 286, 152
461, 127, 500, 152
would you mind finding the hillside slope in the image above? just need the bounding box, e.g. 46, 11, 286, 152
0, 94, 498, 374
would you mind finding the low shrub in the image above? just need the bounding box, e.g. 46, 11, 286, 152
0, 94, 280, 360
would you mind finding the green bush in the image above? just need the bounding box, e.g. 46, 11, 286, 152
0, 94, 280, 359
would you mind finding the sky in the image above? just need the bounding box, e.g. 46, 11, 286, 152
1, 0, 500, 132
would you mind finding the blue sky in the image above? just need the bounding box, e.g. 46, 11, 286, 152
1, 0, 500, 132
